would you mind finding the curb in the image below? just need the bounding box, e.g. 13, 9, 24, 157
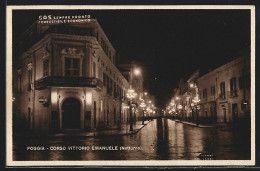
174, 119, 216, 128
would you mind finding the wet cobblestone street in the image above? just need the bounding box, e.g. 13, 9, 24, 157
13, 118, 251, 160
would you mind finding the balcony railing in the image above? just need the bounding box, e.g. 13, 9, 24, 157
227, 90, 238, 98
35, 76, 103, 90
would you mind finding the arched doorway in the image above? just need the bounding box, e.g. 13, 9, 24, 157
62, 98, 81, 129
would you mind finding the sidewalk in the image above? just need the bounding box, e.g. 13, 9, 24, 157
174, 119, 217, 128
14, 120, 151, 138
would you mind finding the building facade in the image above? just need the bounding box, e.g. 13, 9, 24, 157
197, 56, 250, 124
167, 55, 250, 126
13, 19, 131, 133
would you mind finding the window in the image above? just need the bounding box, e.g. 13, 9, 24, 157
239, 76, 244, 89
114, 82, 117, 98
103, 73, 107, 86
239, 75, 250, 89
203, 88, 207, 99
211, 86, 215, 96
96, 31, 99, 41
220, 81, 226, 99
17, 74, 21, 95
65, 58, 80, 76
230, 77, 237, 96
43, 59, 49, 77
27, 67, 32, 91
92, 62, 96, 78
28, 69, 32, 84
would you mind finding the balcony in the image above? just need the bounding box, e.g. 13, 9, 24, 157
35, 76, 103, 90
227, 90, 238, 98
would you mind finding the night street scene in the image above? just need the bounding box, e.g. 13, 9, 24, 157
10, 7, 253, 163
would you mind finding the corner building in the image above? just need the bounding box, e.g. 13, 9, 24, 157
13, 19, 130, 133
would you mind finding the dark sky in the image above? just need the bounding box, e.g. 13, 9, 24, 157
13, 9, 251, 108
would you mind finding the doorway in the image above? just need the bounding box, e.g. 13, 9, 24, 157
223, 108, 227, 123
232, 103, 238, 122
62, 98, 81, 129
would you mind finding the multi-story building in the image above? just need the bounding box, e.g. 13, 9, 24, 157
197, 56, 250, 124
186, 70, 200, 122
13, 19, 130, 133
119, 62, 144, 121
167, 55, 250, 126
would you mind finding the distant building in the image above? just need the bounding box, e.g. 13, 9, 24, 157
186, 70, 200, 122
119, 62, 144, 121
197, 56, 250, 123
167, 55, 250, 125
13, 19, 131, 133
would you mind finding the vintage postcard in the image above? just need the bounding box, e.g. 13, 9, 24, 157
6, 5, 255, 166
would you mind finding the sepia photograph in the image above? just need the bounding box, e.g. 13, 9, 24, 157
6, 5, 255, 166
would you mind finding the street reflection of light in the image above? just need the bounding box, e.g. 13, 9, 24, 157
86, 92, 92, 105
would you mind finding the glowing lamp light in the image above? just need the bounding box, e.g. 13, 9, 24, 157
144, 92, 148, 96
101, 100, 103, 112
140, 102, 146, 108
191, 103, 195, 107
176, 97, 179, 100
123, 105, 130, 109
51, 91, 58, 105
86, 92, 92, 105
133, 68, 141, 76
127, 89, 137, 99
177, 105, 183, 110
190, 83, 194, 88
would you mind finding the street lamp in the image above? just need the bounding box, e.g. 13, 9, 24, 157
177, 104, 183, 121
140, 101, 146, 125
127, 88, 137, 131
192, 96, 200, 126
133, 68, 141, 76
